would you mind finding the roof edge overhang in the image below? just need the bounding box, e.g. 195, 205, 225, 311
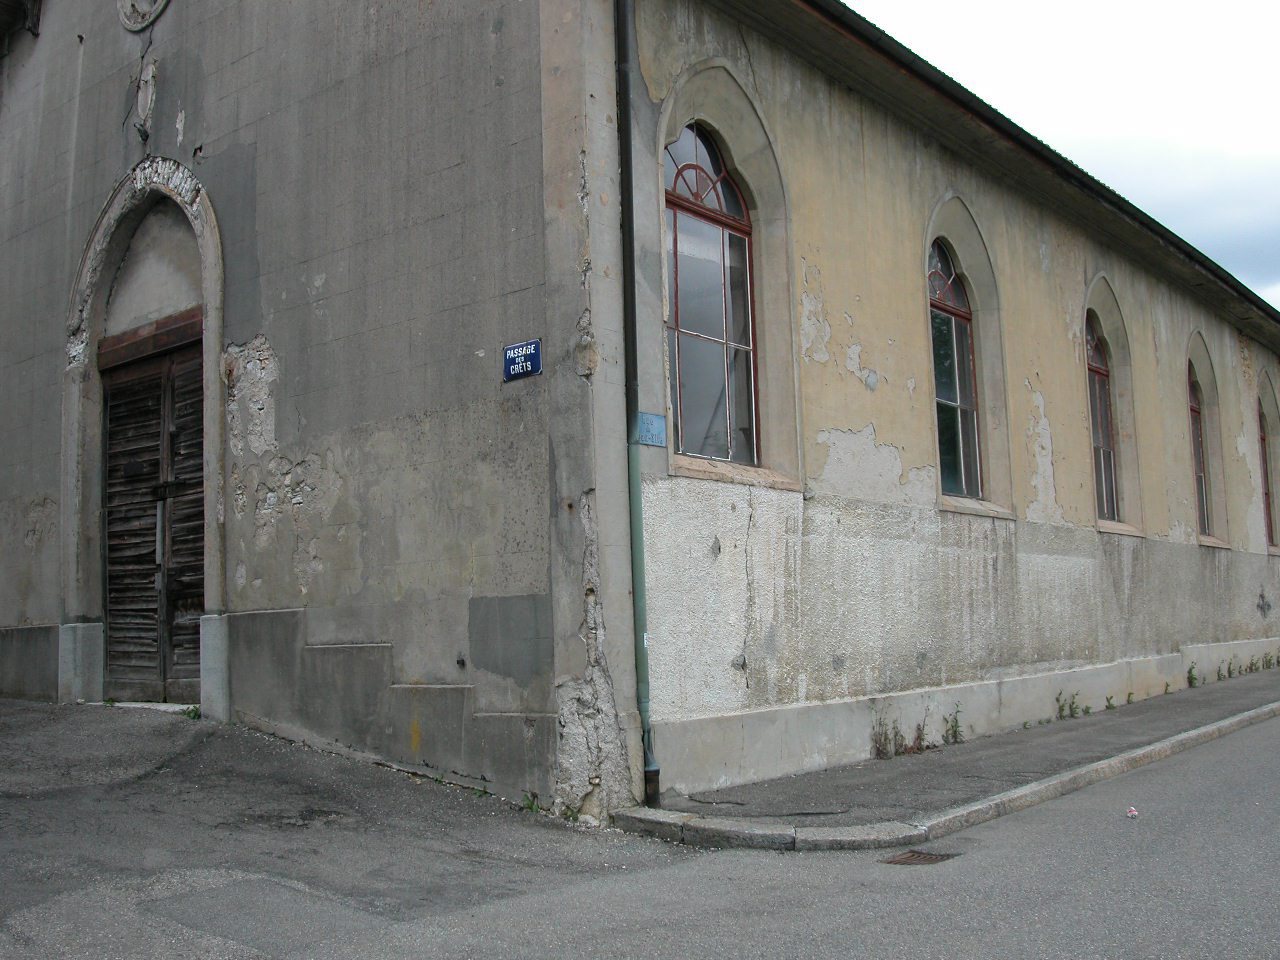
701, 0, 1280, 351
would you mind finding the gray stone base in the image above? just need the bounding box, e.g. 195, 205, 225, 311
0, 625, 60, 700
224, 609, 555, 803
200, 614, 230, 721
653, 637, 1280, 795
58, 622, 104, 703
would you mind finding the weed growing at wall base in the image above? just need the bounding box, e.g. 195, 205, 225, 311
1187, 662, 1199, 688
942, 703, 964, 745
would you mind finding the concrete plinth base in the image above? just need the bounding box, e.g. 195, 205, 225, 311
58, 622, 104, 703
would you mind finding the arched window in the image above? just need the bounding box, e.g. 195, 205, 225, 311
664, 123, 756, 465
1086, 312, 1118, 521
928, 240, 980, 497
1188, 364, 1210, 536
1260, 400, 1277, 547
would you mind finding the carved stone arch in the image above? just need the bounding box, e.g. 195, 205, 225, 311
1186, 330, 1227, 541
1083, 274, 1142, 529
59, 156, 226, 709
655, 59, 801, 480
924, 194, 1012, 510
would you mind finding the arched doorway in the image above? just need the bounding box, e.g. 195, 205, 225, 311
60, 157, 225, 706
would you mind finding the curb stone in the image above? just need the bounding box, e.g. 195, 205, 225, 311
611, 699, 1280, 851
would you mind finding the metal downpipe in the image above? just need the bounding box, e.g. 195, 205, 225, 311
614, 0, 660, 806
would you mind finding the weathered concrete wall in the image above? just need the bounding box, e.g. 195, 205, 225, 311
631, 0, 1280, 790
0, 626, 58, 701
1, 0, 638, 810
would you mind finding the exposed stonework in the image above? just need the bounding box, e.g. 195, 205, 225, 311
813, 425, 935, 506
1024, 384, 1066, 526
553, 492, 632, 822
223, 335, 279, 459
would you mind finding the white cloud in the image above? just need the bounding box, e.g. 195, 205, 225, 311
842, 1, 1280, 304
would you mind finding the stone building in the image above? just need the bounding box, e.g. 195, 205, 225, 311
2, 0, 1277, 814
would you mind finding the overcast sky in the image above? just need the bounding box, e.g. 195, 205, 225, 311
842, 1, 1280, 309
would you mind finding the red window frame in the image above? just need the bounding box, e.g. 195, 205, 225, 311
1261, 402, 1276, 547
1189, 367, 1210, 536
1086, 314, 1119, 522
928, 240, 981, 498
663, 124, 759, 466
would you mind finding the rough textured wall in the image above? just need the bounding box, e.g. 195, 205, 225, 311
632, 0, 1280, 733
1, 0, 611, 804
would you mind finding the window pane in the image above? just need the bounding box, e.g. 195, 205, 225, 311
665, 208, 676, 328
726, 233, 751, 347
1096, 377, 1113, 450
1094, 448, 1107, 519
722, 182, 746, 221
937, 402, 962, 495
1106, 451, 1117, 521
667, 327, 680, 452
728, 346, 755, 464
664, 126, 697, 192
677, 333, 729, 460
955, 317, 976, 408
676, 214, 726, 340
931, 311, 957, 405
1088, 373, 1104, 448
960, 407, 981, 497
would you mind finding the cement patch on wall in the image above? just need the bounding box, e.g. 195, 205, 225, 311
0, 626, 58, 701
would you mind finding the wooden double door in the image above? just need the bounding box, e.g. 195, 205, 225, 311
103, 344, 204, 703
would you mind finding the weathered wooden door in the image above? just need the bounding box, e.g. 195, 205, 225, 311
103, 344, 204, 702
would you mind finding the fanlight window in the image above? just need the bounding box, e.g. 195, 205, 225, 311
663, 124, 756, 464
928, 240, 980, 498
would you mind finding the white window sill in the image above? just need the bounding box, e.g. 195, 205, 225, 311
938, 495, 1016, 522
1097, 519, 1145, 539
1198, 535, 1231, 550
670, 454, 803, 492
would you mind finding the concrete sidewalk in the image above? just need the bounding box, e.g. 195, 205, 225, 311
614, 670, 1280, 851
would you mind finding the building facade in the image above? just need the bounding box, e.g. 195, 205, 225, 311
2, 0, 1276, 812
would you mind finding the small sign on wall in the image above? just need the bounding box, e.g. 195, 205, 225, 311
634, 412, 667, 448
502, 339, 542, 383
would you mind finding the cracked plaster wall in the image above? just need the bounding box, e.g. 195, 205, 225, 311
635, 1, 1280, 766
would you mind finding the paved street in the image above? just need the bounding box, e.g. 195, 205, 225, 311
2, 699, 1278, 959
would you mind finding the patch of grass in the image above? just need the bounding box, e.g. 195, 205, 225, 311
942, 702, 964, 745
1217, 662, 1227, 682
1055, 691, 1081, 720
1105, 695, 1115, 711
520, 791, 542, 813
1187, 661, 1199, 688
1264, 653, 1275, 671
179, 704, 201, 721
1126, 691, 1135, 705
104, 698, 118, 707
1164, 682, 1171, 695
1082, 704, 1092, 716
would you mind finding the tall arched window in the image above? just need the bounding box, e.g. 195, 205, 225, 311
928, 240, 980, 497
1188, 364, 1211, 536
1260, 400, 1276, 547
664, 123, 756, 465
1085, 312, 1118, 521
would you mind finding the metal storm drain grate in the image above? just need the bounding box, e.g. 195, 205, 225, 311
880, 849, 959, 866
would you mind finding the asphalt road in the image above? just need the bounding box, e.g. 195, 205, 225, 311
2, 701, 1276, 959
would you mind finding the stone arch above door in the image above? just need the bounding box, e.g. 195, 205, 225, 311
59, 156, 226, 707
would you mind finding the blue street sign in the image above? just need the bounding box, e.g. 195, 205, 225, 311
502, 339, 542, 383
635, 412, 667, 448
